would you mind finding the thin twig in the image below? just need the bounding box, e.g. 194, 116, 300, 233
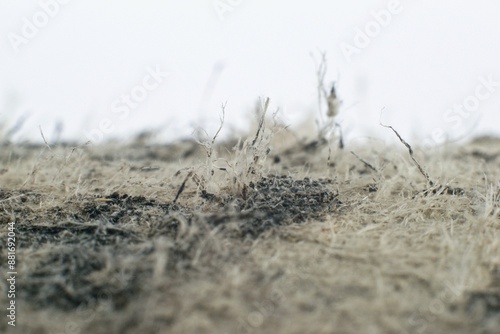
173, 171, 193, 203
39, 126, 52, 151
380, 122, 434, 186
251, 98, 269, 147
351, 151, 378, 173
311, 51, 329, 126
208, 104, 225, 158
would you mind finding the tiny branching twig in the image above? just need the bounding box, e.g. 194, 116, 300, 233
380, 122, 434, 186
312, 51, 328, 126
195, 105, 225, 159
208, 104, 225, 158
350, 151, 378, 173
252, 98, 269, 147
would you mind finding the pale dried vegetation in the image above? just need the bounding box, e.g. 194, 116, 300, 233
0, 68, 499, 333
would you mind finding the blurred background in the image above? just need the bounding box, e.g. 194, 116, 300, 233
1, 0, 499, 146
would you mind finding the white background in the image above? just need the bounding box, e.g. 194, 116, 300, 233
1, 0, 499, 146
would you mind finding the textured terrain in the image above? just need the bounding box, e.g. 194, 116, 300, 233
0, 128, 499, 334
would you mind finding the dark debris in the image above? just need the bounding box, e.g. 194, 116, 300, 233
200, 174, 341, 237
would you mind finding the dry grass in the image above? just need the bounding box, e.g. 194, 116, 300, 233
0, 124, 499, 334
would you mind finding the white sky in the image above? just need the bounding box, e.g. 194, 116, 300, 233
1, 0, 499, 146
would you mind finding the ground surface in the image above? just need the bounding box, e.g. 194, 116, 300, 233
0, 130, 499, 334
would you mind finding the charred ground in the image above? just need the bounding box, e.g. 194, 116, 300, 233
0, 134, 499, 334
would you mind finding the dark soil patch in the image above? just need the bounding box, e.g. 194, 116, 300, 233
0, 173, 340, 314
